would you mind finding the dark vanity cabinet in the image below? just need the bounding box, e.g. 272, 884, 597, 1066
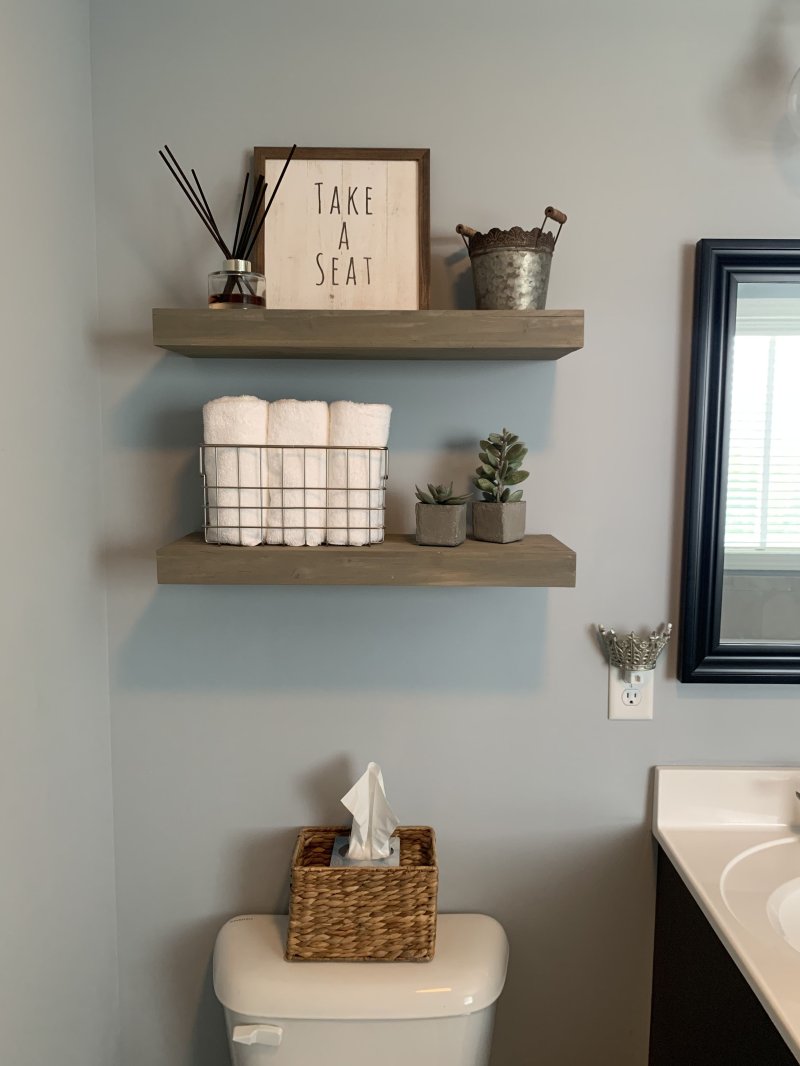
649, 849, 797, 1065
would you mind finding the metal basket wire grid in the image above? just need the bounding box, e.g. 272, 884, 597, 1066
200, 444, 389, 546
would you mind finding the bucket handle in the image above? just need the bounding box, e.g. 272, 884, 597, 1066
459, 212, 567, 251
538, 206, 568, 247
456, 224, 476, 252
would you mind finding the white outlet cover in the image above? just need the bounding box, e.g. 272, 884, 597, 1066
608, 665, 654, 720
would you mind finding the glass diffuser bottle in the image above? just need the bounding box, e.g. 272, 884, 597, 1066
208, 258, 266, 309
159, 143, 296, 314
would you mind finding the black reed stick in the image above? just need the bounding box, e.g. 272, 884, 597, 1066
166, 148, 230, 257
162, 147, 220, 243
191, 168, 230, 258
159, 150, 229, 256
244, 144, 297, 261
235, 174, 265, 259
159, 144, 295, 268
163, 145, 213, 224
231, 172, 249, 261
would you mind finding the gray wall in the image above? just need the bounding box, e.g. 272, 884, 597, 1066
89, 2, 800, 1064
0, 2, 118, 1065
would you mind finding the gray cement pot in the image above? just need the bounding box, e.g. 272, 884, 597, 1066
415, 503, 467, 547
472, 501, 526, 544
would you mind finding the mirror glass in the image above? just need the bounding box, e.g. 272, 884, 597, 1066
721, 281, 800, 644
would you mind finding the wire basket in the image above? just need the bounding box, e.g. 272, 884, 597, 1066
200, 444, 389, 547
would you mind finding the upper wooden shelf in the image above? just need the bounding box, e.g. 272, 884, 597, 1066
152, 308, 584, 360
156, 532, 576, 587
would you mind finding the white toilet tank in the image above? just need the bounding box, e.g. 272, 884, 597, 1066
213, 913, 508, 1066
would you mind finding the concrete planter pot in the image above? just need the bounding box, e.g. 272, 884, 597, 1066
472, 501, 526, 544
415, 503, 467, 547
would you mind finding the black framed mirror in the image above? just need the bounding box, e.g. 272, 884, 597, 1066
679, 239, 800, 683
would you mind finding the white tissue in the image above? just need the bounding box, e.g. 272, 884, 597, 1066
341, 762, 398, 860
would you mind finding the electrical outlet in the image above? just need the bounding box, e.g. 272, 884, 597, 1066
608, 666, 654, 720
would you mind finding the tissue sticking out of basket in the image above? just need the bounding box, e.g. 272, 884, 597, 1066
331, 762, 400, 867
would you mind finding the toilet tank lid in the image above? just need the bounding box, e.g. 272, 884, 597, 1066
213, 914, 508, 1021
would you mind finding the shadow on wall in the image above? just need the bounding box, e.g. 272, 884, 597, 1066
116, 584, 549, 693
713, 0, 799, 148
167, 918, 231, 1066
665, 243, 696, 680
104, 349, 557, 455
488, 824, 656, 1066
104, 302, 559, 699
162, 755, 360, 1066
100, 316, 557, 553
98, 258, 558, 573
431, 235, 473, 309
164, 829, 295, 1066
160, 820, 657, 1066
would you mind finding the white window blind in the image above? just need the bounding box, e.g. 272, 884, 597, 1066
725, 330, 800, 553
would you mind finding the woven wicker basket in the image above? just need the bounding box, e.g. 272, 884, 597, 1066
286, 825, 438, 962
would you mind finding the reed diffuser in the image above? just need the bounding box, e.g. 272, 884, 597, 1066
159, 143, 296, 309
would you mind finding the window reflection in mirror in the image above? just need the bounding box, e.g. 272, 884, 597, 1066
721, 282, 800, 644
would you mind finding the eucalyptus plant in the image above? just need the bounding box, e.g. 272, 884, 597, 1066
415, 482, 472, 505
473, 428, 529, 502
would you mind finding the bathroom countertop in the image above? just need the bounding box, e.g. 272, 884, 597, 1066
654, 766, 800, 1064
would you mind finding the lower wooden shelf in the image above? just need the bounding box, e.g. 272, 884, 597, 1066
156, 532, 576, 587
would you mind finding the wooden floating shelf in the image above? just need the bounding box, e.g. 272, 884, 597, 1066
156, 532, 577, 587
152, 308, 584, 360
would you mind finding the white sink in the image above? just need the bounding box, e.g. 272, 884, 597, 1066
720, 834, 800, 953
770, 876, 800, 953
654, 767, 800, 1062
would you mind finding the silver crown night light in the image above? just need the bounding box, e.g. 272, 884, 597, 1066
597, 623, 673, 674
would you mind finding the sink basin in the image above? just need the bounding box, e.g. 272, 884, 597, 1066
721, 834, 800, 953
770, 877, 800, 953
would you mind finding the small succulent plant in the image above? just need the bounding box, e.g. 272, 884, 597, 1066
415, 482, 472, 505
473, 428, 529, 502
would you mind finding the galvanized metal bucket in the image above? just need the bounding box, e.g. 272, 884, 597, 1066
457, 207, 567, 311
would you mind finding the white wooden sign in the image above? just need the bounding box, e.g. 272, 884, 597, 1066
254, 149, 429, 310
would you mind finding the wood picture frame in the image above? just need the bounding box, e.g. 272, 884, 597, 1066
253, 147, 430, 310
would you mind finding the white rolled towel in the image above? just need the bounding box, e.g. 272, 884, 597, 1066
327, 401, 391, 545
266, 400, 329, 546
202, 396, 268, 546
